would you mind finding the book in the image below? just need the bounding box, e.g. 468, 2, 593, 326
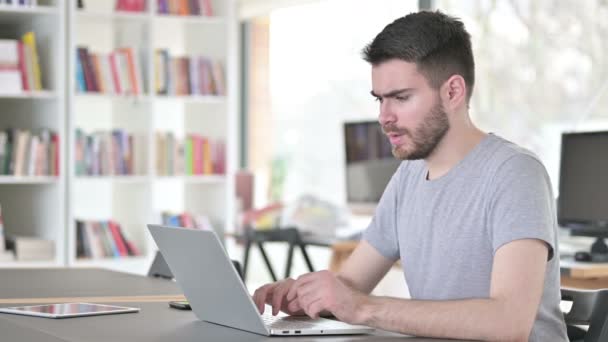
21, 32, 42, 91
6, 236, 55, 261
0, 70, 21, 94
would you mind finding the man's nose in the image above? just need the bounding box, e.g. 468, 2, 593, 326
378, 101, 396, 126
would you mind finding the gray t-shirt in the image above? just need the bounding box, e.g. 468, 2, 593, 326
363, 134, 568, 341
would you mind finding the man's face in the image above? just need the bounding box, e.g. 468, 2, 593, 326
371, 59, 450, 160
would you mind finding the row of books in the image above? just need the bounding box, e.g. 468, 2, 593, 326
0, 0, 39, 6
157, 0, 213, 16
0, 129, 59, 176
75, 129, 144, 176
0, 32, 43, 94
76, 46, 145, 95
75, 219, 141, 259
156, 132, 226, 176
154, 50, 225, 96
161, 211, 213, 230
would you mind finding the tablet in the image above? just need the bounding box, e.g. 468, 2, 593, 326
0, 303, 140, 318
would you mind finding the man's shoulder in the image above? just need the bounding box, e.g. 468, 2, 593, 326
483, 134, 545, 172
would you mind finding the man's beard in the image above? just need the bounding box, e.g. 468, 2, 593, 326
383, 101, 450, 160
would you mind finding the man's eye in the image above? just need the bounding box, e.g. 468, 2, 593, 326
374, 97, 383, 103
396, 96, 409, 102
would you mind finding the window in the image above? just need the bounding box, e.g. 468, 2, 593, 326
248, 0, 418, 205
436, 0, 608, 191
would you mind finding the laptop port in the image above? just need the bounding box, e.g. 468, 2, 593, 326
282, 331, 289, 334
295, 330, 301, 334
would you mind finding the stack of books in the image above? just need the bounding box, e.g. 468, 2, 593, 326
75, 128, 144, 176
76, 46, 145, 95
154, 49, 225, 96
75, 219, 141, 259
157, 0, 213, 16
0, 129, 60, 176
5, 236, 55, 261
155, 132, 226, 176
0, 32, 43, 94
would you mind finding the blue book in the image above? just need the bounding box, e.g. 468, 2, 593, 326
75, 52, 86, 92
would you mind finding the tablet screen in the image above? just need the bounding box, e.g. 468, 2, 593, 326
0, 303, 140, 318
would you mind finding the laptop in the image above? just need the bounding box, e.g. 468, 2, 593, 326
147, 224, 374, 336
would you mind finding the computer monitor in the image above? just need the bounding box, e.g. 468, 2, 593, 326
343, 121, 401, 207
558, 131, 608, 262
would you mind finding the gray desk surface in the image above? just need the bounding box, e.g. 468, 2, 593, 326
0, 268, 181, 299
0, 316, 70, 341
0, 301, 473, 342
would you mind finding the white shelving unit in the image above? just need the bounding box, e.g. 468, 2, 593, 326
65, 0, 237, 275
0, 0, 66, 268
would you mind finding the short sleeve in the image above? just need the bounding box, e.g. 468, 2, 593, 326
488, 154, 556, 260
362, 163, 403, 261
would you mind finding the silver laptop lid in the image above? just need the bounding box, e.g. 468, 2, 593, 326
147, 224, 269, 336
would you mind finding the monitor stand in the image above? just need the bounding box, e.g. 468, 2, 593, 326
570, 228, 608, 263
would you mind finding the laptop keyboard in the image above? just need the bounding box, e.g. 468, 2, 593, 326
262, 314, 317, 330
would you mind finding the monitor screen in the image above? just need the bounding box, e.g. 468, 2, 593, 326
344, 121, 401, 203
558, 131, 608, 226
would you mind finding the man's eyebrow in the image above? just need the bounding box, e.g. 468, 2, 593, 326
370, 88, 413, 98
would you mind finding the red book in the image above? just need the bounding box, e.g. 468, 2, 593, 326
52, 133, 59, 175
108, 220, 129, 256
121, 48, 140, 94
108, 52, 122, 94
126, 241, 140, 256
180, 213, 194, 228
17, 42, 28, 91
200, 0, 212, 16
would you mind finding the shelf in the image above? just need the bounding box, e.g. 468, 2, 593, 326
75, 10, 149, 22
75, 176, 150, 184
153, 14, 224, 25
0, 5, 58, 22
156, 175, 226, 184
75, 93, 151, 102
154, 95, 226, 104
0, 260, 60, 268
0, 176, 59, 184
0, 91, 58, 99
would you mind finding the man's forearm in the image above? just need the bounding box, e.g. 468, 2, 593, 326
358, 296, 531, 342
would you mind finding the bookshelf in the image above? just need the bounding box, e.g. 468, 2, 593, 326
65, 0, 237, 275
0, 0, 66, 267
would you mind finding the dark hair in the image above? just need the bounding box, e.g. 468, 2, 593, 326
362, 11, 475, 102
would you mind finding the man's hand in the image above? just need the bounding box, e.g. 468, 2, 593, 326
252, 278, 304, 316
286, 270, 368, 324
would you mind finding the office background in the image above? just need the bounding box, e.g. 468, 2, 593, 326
0, 0, 606, 295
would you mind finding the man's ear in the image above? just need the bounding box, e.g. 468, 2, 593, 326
440, 75, 467, 111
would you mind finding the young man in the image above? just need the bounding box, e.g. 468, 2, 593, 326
253, 11, 568, 341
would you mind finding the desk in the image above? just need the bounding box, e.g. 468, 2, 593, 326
0, 301, 473, 342
0, 268, 185, 304
561, 258, 608, 289
0, 268, 473, 341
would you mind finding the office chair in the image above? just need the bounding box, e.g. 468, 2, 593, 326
561, 288, 608, 342
148, 250, 244, 280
